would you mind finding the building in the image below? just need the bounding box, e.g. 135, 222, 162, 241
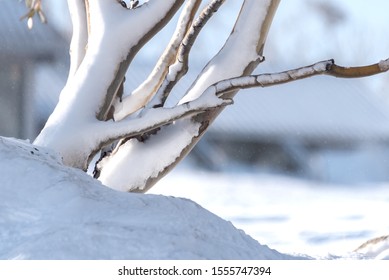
0, 0, 68, 139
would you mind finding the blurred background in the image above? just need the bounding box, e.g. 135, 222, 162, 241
1, 0, 389, 256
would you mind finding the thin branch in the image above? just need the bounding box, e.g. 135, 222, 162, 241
114, 0, 227, 120
147, 0, 227, 108
114, 0, 202, 121
209, 58, 389, 96
96, 91, 232, 148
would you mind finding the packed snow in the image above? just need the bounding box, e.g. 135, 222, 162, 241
0, 137, 301, 260
1, 136, 388, 259
151, 164, 389, 259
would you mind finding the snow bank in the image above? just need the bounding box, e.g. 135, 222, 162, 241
0, 137, 298, 260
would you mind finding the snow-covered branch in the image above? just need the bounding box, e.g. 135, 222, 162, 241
92, 0, 186, 121
180, 0, 279, 104
96, 91, 232, 148
147, 0, 227, 109
114, 0, 203, 120
114, 0, 228, 122
209, 58, 389, 96
66, 0, 88, 81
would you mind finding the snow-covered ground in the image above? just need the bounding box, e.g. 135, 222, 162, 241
150, 163, 389, 259
1, 136, 388, 259
0, 137, 301, 260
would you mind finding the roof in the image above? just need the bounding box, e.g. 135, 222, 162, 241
0, 0, 67, 60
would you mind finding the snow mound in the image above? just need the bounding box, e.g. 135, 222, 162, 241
0, 137, 301, 260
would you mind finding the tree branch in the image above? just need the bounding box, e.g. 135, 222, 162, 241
180, 0, 280, 104
209, 58, 389, 96
94, 0, 186, 121
66, 0, 88, 81
96, 91, 232, 148
113, 0, 203, 121
147, 0, 227, 109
